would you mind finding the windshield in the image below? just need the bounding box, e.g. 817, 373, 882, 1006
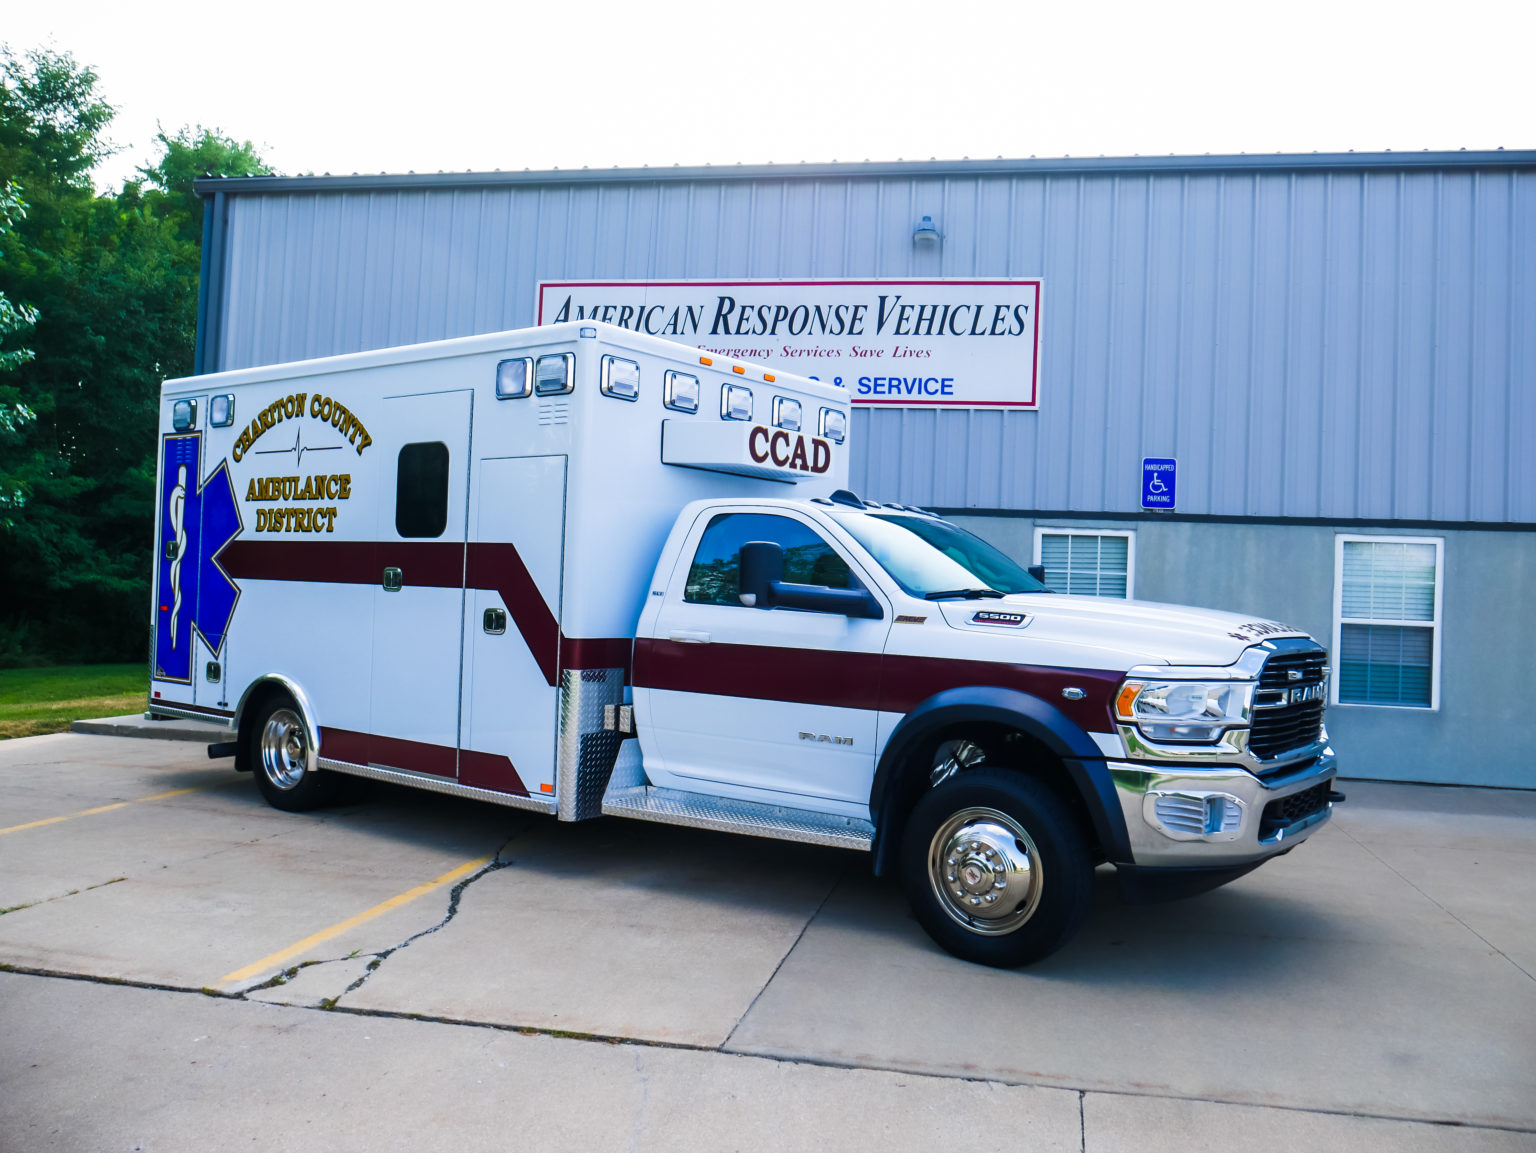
832, 513, 1047, 597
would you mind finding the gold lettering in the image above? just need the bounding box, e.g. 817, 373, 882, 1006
338, 474, 351, 500
245, 478, 258, 501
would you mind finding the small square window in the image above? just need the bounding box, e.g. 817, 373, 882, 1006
1033, 530, 1134, 598
496, 358, 532, 399
535, 353, 574, 396
600, 355, 640, 401
396, 442, 450, 538
664, 371, 700, 413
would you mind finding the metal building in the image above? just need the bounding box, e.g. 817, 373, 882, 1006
193, 150, 1536, 787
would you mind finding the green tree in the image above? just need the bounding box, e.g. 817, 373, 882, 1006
0, 45, 269, 666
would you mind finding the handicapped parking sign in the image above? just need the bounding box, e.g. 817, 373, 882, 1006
1142, 458, 1176, 509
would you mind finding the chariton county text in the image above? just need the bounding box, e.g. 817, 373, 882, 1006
244, 473, 352, 534
231, 393, 374, 462
550, 294, 1031, 340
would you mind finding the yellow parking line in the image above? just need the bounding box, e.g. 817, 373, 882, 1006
219, 855, 492, 987
0, 785, 212, 836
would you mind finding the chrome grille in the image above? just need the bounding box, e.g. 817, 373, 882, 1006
1248, 649, 1328, 760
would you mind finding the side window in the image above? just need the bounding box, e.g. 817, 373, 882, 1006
685, 513, 854, 606
1333, 536, 1442, 708
396, 442, 449, 538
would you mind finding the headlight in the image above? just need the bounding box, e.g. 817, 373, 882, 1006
1115, 679, 1255, 743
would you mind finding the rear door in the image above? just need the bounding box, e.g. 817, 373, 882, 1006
369, 390, 473, 775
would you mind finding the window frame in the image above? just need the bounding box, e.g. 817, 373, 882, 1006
1032, 527, 1137, 599
1331, 534, 1444, 711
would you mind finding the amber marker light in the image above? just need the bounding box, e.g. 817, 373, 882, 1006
732, 365, 746, 374
699, 356, 713, 365
764, 373, 776, 382
1115, 682, 1143, 719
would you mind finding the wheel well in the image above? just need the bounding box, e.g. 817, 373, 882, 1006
877, 723, 1104, 873
233, 681, 294, 773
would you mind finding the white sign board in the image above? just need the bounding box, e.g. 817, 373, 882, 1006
536, 280, 1042, 409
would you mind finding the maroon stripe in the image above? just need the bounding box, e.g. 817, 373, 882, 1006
457, 749, 529, 796
319, 727, 456, 778
152, 700, 235, 719
632, 639, 1120, 733
560, 636, 634, 675
467, 543, 558, 684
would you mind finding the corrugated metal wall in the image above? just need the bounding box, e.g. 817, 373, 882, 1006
206, 158, 1536, 524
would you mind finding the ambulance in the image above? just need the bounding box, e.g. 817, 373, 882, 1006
149, 322, 1341, 966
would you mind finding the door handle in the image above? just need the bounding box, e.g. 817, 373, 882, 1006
483, 607, 507, 634
382, 567, 403, 592
667, 629, 711, 644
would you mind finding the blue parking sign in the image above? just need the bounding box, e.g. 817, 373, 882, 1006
1142, 458, 1176, 509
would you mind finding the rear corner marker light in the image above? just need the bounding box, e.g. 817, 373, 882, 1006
579, 326, 597, 338
664, 370, 700, 413
495, 357, 533, 399
535, 352, 575, 396
172, 398, 198, 431
818, 407, 846, 443
772, 396, 802, 431
1115, 682, 1143, 720
209, 394, 235, 427
600, 355, 640, 401
721, 384, 753, 421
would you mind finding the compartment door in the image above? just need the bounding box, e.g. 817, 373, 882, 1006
461, 455, 567, 798
369, 390, 473, 776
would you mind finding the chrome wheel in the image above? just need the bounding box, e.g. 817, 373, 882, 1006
928, 806, 1044, 936
259, 707, 308, 790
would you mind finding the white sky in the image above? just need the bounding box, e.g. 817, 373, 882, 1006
8, 0, 1532, 191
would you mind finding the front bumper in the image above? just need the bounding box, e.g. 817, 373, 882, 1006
1106, 745, 1339, 869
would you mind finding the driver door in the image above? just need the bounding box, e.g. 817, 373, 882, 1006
636, 509, 890, 810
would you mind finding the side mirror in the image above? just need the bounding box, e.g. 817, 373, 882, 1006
739, 541, 783, 608
1027, 564, 1048, 585
738, 540, 883, 620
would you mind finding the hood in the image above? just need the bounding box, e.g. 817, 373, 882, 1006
935, 594, 1314, 670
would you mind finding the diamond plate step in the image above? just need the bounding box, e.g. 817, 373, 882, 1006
601, 784, 874, 850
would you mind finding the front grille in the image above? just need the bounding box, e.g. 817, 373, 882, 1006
1259, 781, 1331, 838
1248, 649, 1328, 760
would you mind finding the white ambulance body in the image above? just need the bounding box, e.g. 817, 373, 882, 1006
150, 322, 1341, 967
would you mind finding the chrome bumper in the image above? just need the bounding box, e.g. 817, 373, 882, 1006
1107, 746, 1339, 868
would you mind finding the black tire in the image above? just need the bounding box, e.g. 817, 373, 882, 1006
249, 694, 340, 812
900, 767, 1093, 968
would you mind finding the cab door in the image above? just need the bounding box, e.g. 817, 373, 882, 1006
369, 390, 473, 775
635, 509, 890, 810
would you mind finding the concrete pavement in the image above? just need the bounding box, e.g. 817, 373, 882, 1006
1, 732, 1533, 1150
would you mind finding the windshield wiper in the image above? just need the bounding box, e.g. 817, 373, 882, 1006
923, 588, 1006, 601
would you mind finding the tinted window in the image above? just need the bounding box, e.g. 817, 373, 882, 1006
396, 442, 449, 537
685, 513, 854, 606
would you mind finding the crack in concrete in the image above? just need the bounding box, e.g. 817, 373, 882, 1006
1, 876, 127, 917
1078, 1090, 1086, 1153
3, 966, 1534, 1137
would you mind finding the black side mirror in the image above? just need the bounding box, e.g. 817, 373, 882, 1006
738, 540, 883, 620
1027, 564, 1048, 585
739, 541, 783, 608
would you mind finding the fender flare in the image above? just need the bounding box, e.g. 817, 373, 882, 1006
868, 686, 1133, 875
232, 675, 320, 777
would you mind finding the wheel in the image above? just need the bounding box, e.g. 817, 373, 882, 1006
249, 695, 339, 811
900, 767, 1093, 968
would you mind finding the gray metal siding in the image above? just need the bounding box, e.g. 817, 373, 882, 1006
209, 161, 1536, 524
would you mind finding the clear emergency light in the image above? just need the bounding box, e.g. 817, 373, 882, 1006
721, 384, 753, 421
772, 397, 802, 432
535, 353, 575, 396
172, 399, 197, 431
600, 356, 640, 401
819, 407, 847, 443
496, 358, 532, 399
209, 394, 235, 427
664, 371, 700, 413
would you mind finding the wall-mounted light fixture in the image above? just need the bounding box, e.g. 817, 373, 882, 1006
913, 215, 941, 246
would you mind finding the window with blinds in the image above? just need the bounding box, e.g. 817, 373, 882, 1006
1333, 537, 1443, 709
1033, 530, 1134, 598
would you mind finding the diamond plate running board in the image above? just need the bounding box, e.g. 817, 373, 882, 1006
602, 785, 873, 851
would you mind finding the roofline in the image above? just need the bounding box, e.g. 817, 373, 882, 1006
194, 149, 1536, 197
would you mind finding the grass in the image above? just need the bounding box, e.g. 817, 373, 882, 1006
0, 664, 147, 740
